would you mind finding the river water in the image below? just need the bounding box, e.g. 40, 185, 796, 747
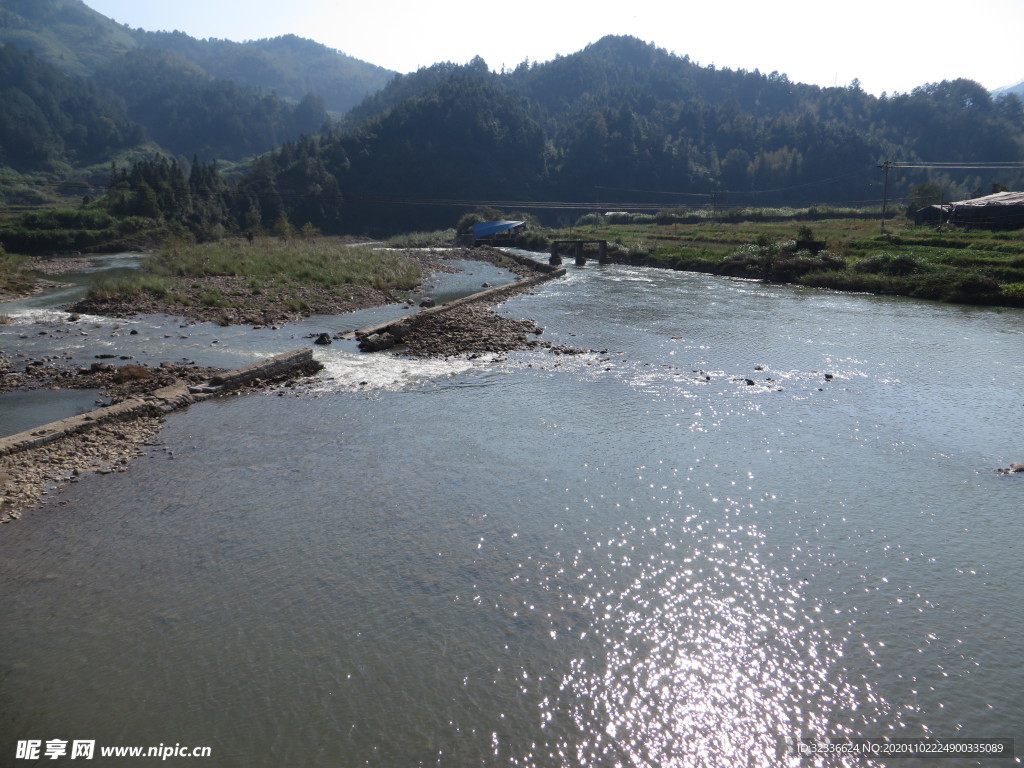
1, 255, 1023, 767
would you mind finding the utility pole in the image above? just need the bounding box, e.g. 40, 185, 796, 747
877, 159, 895, 234
710, 190, 726, 224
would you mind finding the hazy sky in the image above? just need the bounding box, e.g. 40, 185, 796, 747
82, 0, 1024, 96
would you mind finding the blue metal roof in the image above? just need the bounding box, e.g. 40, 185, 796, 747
473, 220, 525, 238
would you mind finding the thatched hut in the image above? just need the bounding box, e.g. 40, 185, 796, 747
916, 191, 1024, 229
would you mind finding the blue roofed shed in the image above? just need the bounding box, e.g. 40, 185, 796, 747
473, 220, 525, 239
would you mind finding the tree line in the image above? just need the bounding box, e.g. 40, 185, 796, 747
3, 35, 1023, 241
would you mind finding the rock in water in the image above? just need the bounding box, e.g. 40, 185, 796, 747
358, 332, 396, 352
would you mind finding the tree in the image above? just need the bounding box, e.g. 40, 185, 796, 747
272, 211, 295, 239
907, 182, 943, 213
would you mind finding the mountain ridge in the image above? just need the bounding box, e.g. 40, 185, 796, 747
1, 5, 1023, 232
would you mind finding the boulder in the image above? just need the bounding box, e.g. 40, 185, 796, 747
313, 332, 333, 345
358, 332, 396, 352
389, 321, 412, 341
419, 297, 436, 308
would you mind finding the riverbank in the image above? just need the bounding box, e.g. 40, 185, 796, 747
568, 217, 1024, 307
0, 414, 166, 522
0, 253, 98, 303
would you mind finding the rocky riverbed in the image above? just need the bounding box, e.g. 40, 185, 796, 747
0, 414, 166, 524
1, 349, 223, 401
0, 357, 322, 524
397, 303, 587, 359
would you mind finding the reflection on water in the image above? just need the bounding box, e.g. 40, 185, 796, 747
529, 516, 875, 767
1, 260, 1023, 766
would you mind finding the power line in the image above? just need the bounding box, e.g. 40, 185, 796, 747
892, 161, 1024, 170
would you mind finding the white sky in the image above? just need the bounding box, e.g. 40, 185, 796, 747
82, 0, 1024, 96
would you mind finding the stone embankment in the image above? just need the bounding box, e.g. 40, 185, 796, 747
0, 348, 321, 522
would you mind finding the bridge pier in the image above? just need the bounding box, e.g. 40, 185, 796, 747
550, 239, 606, 266
549, 242, 562, 265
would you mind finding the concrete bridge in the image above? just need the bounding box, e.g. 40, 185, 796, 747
549, 240, 609, 266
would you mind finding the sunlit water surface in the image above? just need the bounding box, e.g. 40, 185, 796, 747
2, 258, 1023, 767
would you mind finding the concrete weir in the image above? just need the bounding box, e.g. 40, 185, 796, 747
0, 348, 317, 459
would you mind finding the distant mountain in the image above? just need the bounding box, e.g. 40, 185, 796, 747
0, 0, 398, 172
0, 0, 137, 76
135, 32, 394, 114
0, 0, 395, 113
993, 80, 1024, 99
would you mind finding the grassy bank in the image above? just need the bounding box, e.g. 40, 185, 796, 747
569, 217, 1024, 307
145, 238, 419, 290
78, 236, 422, 323
0, 249, 36, 301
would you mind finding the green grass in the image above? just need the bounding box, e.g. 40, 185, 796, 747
385, 229, 457, 248
148, 238, 420, 290
86, 274, 172, 301
84, 236, 422, 307
0, 250, 37, 296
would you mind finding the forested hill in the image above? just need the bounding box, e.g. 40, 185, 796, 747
0, 39, 333, 170
132, 32, 393, 115
0, 0, 395, 112
0, 0, 397, 177
2, 8, 1024, 237
296, 36, 1024, 231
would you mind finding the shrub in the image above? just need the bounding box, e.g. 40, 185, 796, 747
770, 250, 845, 281
853, 252, 926, 276
999, 282, 1024, 306
512, 230, 549, 251
946, 273, 1002, 302
198, 286, 230, 307
86, 275, 170, 301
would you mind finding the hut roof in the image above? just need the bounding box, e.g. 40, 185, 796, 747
948, 190, 1024, 207
473, 220, 525, 238
915, 190, 1024, 228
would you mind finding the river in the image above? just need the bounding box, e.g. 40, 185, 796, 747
1, 254, 1022, 767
